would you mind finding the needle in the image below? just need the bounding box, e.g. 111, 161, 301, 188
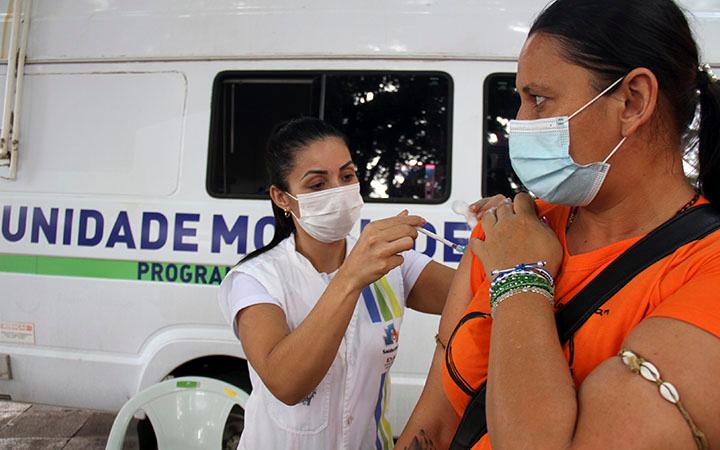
416, 227, 466, 253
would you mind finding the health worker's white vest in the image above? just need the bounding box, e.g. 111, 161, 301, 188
220, 236, 406, 450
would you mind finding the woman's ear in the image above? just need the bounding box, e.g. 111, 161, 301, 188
270, 185, 292, 214
619, 67, 659, 137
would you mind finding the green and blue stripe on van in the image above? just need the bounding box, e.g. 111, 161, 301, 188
0, 253, 230, 285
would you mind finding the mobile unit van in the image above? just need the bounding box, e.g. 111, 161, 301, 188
0, 0, 717, 447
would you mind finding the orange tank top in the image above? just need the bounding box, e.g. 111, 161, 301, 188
442, 199, 720, 449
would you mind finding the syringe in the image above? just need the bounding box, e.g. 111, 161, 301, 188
417, 227, 467, 253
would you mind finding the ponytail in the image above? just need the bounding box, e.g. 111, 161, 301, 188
239, 202, 295, 264
698, 72, 720, 205
238, 117, 347, 265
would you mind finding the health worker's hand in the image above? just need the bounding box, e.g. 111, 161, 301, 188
470, 193, 562, 280
452, 195, 508, 229
338, 211, 425, 290
469, 194, 509, 220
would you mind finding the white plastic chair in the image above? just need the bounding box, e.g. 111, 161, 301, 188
105, 376, 249, 450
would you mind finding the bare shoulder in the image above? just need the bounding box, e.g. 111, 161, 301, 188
571, 317, 720, 449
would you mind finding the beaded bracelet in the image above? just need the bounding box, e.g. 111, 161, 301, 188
490, 261, 549, 279
529, 266, 554, 286
491, 286, 554, 318
490, 272, 554, 300
494, 266, 555, 287
491, 279, 552, 303
490, 262, 555, 287
491, 269, 546, 287
489, 271, 554, 317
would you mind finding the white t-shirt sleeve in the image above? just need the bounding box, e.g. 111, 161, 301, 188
224, 271, 282, 337
400, 249, 433, 301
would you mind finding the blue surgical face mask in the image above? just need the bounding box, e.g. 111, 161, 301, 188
508, 77, 627, 206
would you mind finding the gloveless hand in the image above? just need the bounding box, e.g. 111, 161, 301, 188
470, 193, 563, 280
468, 194, 509, 219
338, 211, 425, 290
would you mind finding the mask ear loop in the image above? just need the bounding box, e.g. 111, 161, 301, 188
568, 76, 625, 121
602, 136, 627, 164
283, 191, 300, 219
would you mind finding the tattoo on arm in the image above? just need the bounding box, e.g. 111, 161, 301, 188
405, 429, 436, 450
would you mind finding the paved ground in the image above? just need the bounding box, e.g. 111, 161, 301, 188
0, 400, 139, 450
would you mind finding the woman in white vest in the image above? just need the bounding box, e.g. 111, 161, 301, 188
218, 117, 459, 450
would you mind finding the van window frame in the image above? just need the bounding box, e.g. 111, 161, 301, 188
206, 70, 454, 205
482, 71, 522, 198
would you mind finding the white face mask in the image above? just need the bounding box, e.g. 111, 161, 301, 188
286, 183, 364, 243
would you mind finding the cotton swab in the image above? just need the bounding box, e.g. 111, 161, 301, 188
451, 200, 478, 228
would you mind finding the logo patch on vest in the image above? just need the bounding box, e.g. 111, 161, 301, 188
300, 389, 316, 406
382, 323, 400, 370
383, 323, 399, 346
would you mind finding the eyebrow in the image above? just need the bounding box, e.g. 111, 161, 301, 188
520, 82, 552, 95
300, 160, 355, 181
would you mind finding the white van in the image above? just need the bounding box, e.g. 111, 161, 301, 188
0, 0, 717, 446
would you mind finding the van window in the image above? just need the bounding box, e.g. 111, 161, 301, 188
482, 73, 523, 198
207, 71, 453, 203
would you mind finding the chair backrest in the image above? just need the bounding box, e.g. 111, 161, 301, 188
105, 376, 249, 450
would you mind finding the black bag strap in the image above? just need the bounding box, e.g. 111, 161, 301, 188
449, 204, 720, 450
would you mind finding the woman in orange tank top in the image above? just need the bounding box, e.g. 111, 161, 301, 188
396, 0, 720, 448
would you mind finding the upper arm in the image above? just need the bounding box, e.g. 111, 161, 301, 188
570, 317, 720, 449
236, 303, 292, 379
397, 252, 473, 447
437, 249, 474, 340
406, 259, 455, 314
221, 271, 282, 335
397, 345, 462, 449
224, 272, 291, 380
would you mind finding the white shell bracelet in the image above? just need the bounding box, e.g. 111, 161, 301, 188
618, 349, 708, 449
